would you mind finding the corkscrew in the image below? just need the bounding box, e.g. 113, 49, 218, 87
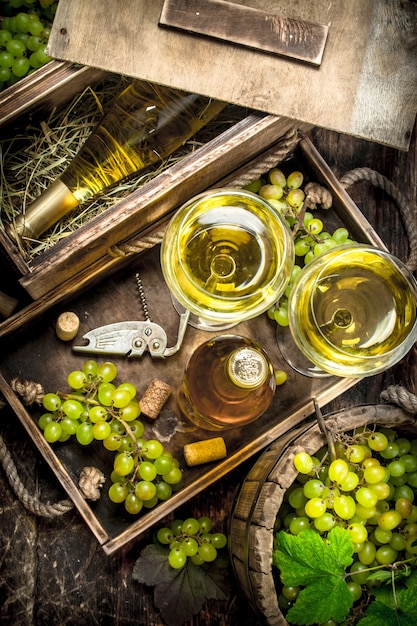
73, 273, 190, 358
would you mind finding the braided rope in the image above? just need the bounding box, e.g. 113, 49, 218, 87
0, 432, 73, 516
380, 385, 417, 414
340, 167, 417, 272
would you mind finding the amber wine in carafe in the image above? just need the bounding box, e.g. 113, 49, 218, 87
9, 80, 226, 240
178, 335, 276, 430
288, 246, 417, 377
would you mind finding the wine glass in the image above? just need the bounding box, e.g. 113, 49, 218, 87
160, 188, 294, 330
280, 244, 417, 378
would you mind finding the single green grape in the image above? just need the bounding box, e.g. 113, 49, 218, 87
103, 433, 122, 451
313, 512, 336, 532
182, 517, 200, 535
333, 495, 356, 520
286, 171, 303, 189
347, 522, 368, 543
274, 306, 289, 327
118, 399, 141, 422
124, 493, 143, 515
108, 482, 128, 504
92, 420, 112, 440
43, 421, 62, 443
269, 168, 287, 187
274, 370, 288, 386
138, 461, 157, 482
304, 497, 326, 519
377, 509, 402, 531
38, 412, 54, 430
259, 183, 284, 201
328, 459, 349, 483
211, 532, 227, 549
198, 542, 217, 563
67, 370, 87, 390
163, 467, 183, 485
169, 547, 187, 569
62, 399, 84, 419
76, 422, 94, 445
111, 388, 132, 409
155, 481, 172, 501
135, 480, 157, 501
113, 453, 134, 476
97, 361, 118, 383
293, 452, 314, 474
289, 516, 310, 535
157, 527, 174, 544
145, 439, 164, 460
198, 516, 213, 533
357, 541, 376, 565
42, 392, 61, 412
154, 453, 173, 475
367, 431, 389, 451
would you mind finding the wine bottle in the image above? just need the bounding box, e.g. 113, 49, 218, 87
178, 335, 276, 430
8, 80, 226, 240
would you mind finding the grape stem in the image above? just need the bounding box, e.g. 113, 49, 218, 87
59, 391, 141, 457
344, 555, 417, 583
313, 397, 337, 462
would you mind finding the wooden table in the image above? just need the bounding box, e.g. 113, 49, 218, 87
0, 121, 416, 626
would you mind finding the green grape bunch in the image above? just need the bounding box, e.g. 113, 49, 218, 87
156, 516, 228, 569
38, 359, 184, 515
244, 167, 357, 329
0, 0, 58, 91
276, 426, 417, 621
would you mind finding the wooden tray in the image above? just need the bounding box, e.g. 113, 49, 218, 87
0, 136, 389, 554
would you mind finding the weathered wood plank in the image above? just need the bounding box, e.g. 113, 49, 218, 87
159, 0, 329, 65
47, 0, 417, 149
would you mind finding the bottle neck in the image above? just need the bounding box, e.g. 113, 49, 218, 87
226, 346, 269, 389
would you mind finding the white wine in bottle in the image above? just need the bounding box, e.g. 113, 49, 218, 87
9, 80, 226, 240
178, 335, 276, 430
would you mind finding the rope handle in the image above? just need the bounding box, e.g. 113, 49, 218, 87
339, 167, 417, 272
381, 385, 417, 414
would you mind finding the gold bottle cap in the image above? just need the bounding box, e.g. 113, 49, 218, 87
6, 179, 79, 241
227, 346, 269, 389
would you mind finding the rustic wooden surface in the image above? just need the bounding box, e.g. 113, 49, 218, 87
47, 0, 417, 150
0, 122, 416, 625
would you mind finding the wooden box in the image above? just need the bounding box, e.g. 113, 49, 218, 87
0, 68, 308, 340
0, 124, 388, 553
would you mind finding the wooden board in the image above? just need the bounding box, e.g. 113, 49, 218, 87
47, 0, 417, 150
159, 0, 329, 66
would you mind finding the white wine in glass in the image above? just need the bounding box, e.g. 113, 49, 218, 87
160, 188, 294, 329
287, 245, 417, 377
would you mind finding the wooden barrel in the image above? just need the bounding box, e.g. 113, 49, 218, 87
229, 403, 417, 626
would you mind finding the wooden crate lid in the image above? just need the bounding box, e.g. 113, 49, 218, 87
47, 0, 417, 150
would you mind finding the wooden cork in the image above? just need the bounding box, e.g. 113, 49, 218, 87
56, 311, 80, 341
183, 437, 227, 467
139, 378, 173, 419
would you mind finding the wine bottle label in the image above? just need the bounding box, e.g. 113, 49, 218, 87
227, 347, 268, 389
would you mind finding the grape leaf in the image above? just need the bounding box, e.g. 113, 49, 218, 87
132, 543, 230, 626
273, 526, 354, 625
356, 580, 417, 626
